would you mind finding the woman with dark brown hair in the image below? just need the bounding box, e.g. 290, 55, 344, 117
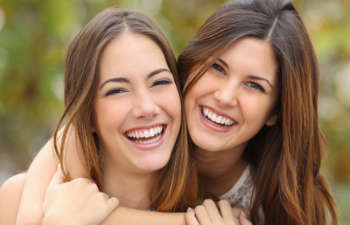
2, 0, 338, 225
0, 7, 197, 225
179, 0, 338, 224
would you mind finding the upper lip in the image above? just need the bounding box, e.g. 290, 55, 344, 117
200, 105, 236, 122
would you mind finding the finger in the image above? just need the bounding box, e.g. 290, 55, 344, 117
203, 199, 222, 224
231, 208, 242, 225
186, 208, 200, 225
218, 200, 235, 225
105, 197, 119, 213
48, 164, 64, 188
239, 211, 253, 225
194, 205, 211, 225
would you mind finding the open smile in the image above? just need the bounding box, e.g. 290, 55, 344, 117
199, 106, 236, 132
124, 124, 167, 150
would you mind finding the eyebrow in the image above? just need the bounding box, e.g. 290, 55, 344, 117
217, 57, 273, 88
99, 68, 171, 89
218, 58, 229, 69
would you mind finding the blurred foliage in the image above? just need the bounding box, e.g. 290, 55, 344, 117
0, 0, 349, 224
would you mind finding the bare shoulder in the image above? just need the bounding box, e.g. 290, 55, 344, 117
0, 173, 26, 225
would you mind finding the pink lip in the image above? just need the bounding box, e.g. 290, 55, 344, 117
124, 124, 167, 150
198, 106, 236, 133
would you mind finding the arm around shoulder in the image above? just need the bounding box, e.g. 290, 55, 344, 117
102, 207, 186, 225
0, 173, 26, 225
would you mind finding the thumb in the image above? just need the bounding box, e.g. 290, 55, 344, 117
103, 197, 119, 217
239, 211, 253, 225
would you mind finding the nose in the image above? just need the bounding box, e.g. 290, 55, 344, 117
213, 82, 238, 107
132, 90, 159, 119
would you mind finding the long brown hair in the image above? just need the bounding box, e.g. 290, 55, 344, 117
53, 8, 197, 212
178, 0, 338, 224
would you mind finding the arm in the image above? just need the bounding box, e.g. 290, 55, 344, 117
15, 140, 58, 225
16, 129, 188, 225
102, 208, 186, 225
42, 168, 118, 225
16, 128, 88, 225
0, 173, 26, 225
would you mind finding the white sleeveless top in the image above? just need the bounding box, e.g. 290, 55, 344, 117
219, 166, 254, 209
219, 166, 264, 224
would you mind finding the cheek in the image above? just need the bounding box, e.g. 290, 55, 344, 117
94, 100, 128, 130
241, 95, 275, 123
166, 91, 182, 119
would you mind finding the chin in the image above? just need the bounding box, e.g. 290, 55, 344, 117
135, 156, 171, 173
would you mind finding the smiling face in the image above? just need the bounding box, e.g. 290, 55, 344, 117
93, 31, 181, 175
184, 37, 278, 153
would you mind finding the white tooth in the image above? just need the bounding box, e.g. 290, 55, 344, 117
224, 118, 229, 125
150, 129, 155, 137
217, 116, 223, 124
220, 117, 226, 124
204, 108, 208, 116
135, 132, 139, 138
208, 111, 213, 119
213, 114, 217, 122
220, 118, 225, 125
146, 130, 151, 138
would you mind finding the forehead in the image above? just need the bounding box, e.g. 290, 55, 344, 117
99, 32, 169, 81
220, 37, 278, 82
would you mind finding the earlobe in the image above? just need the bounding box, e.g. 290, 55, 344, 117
265, 113, 278, 126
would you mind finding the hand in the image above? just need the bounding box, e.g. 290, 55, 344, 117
186, 199, 253, 225
42, 166, 119, 225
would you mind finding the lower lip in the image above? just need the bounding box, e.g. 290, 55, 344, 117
125, 126, 167, 150
198, 107, 234, 133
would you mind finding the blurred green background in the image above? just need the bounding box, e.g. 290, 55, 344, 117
0, 0, 349, 224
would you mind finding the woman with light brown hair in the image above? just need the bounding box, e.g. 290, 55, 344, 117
2, 0, 338, 225
0, 7, 198, 225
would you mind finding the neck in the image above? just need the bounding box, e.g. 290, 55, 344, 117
194, 145, 248, 196
101, 158, 157, 210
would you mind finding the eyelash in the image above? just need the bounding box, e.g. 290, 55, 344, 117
105, 88, 127, 96
212, 63, 227, 75
245, 81, 266, 93
104, 79, 172, 96
152, 79, 172, 87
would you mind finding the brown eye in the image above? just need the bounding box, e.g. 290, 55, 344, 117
152, 79, 172, 87
212, 63, 227, 75
245, 81, 266, 93
105, 88, 127, 96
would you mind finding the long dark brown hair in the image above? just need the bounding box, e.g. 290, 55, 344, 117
178, 0, 338, 224
53, 8, 197, 212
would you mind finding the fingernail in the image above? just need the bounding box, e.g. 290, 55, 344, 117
240, 210, 247, 218
187, 207, 193, 213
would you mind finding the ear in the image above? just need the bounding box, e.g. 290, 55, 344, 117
265, 113, 278, 127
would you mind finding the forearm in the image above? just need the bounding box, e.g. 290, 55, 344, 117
102, 207, 186, 225
15, 139, 58, 225
0, 174, 26, 225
